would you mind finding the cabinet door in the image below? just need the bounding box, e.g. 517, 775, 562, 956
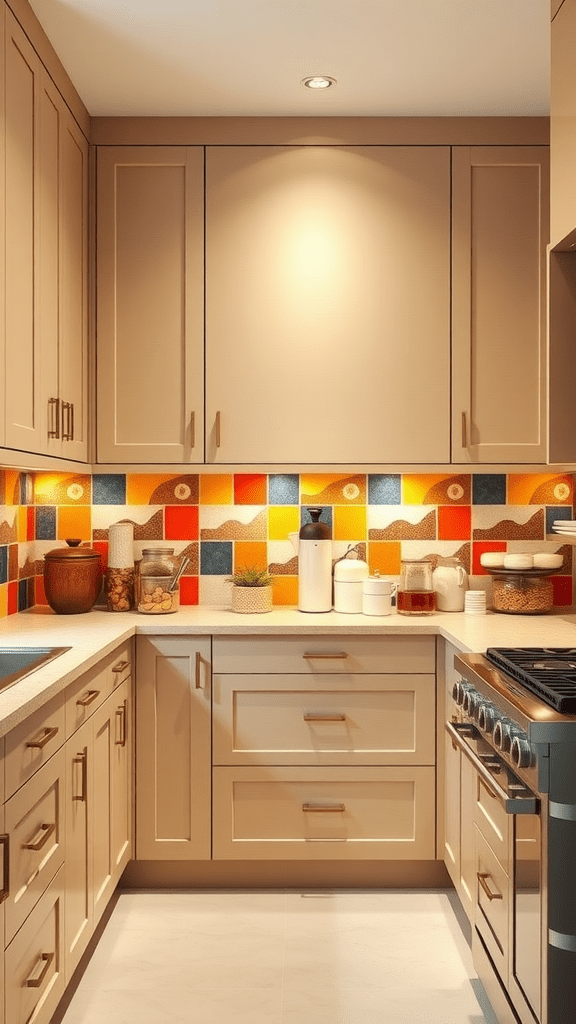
64, 718, 92, 981
0, 4, 5, 449
91, 697, 115, 923
551, 0, 576, 247
452, 147, 549, 463
4, 11, 41, 453
458, 750, 476, 922
97, 147, 204, 463
110, 676, 132, 882
206, 146, 450, 464
443, 728, 461, 887
0, 800, 5, 1024
136, 636, 211, 860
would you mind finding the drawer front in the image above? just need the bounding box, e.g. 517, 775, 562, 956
213, 765, 436, 860
473, 769, 510, 866
474, 826, 509, 981
4, 749, 65, 944
213, 635, 436, 675
4, 693, 65, 801
108, 640, 132, 690
213, 674, 436, 766
65, 660, 110, 738
5, 867, 65, 1024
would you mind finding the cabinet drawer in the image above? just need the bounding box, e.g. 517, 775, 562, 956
213, 674, 436, 766
213, 765, 436, 860
108, 641, 132, 689
4, 693, 65, 800
65, 661, 110, 738
4, 749, 65, 944
474, 826, 509, 981
5, 867, 65, 1024
212, 635, 436, 674
473, 769, 510, 867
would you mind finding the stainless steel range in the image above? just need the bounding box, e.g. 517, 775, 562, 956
452, 647, 576, 1024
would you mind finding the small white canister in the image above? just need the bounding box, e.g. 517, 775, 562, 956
362, 575, 397, 616
333, 559, 369, 613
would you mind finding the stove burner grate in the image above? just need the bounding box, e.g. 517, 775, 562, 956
486, 648, 576, 712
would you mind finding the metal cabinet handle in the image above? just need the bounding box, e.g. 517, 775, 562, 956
22, 822, 56, 852
76, 689, 100, 707
115, 700, 127, 747
215, 411, 221, 448
191, 410, 195, 448
302, 652, 348, 660
302, 803, 345, 813
26, 726, 58, 749
73, 751, 87, 802
61, 401, 72, 440
303, 714, 346, 723
70, 402, 74, 440
25, 951, 54, 988
47, 397, 60, 439
195, 651, 203, 689
477, 872, 503, 901
461, 411, 468, 448
479, 776, 499, 801
112, 660, 130, 673
0, 834, 9, 903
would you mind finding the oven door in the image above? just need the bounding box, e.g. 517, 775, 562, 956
509, 804, 543, 1024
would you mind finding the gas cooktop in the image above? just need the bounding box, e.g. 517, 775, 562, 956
486, 647, 576, 713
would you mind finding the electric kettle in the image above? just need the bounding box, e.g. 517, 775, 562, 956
288, 507, 332, 613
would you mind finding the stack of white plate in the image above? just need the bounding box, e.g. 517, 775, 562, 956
464, 590, 487, 615
552, 520, 576, 537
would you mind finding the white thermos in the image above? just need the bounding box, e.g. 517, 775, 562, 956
294, 508, 333, 613
334, 558, 369, 613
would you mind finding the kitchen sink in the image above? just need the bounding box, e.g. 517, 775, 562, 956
0, 647, 71, 694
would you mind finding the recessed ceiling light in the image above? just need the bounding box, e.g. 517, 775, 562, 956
301, 76, 337, 91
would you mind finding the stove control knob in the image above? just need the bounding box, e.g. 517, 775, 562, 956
477, 703, 496, 734
511, 734, 534, 769
453, 680, 472, 706
493, 718, 517, 753
462, 688, 480, 716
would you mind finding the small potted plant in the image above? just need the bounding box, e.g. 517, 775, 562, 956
227, 565, 275, 613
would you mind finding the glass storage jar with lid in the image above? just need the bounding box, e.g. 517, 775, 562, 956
136, 547, 179, 613
397, 558, 436, 615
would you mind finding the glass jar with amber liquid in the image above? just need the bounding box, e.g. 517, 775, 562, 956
397, 558, 436, 615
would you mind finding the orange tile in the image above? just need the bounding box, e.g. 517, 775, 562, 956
301, 474, 366, 505
333, 506, 366, 541
7, 580, 17, 615
368, 542, 401, 576
0, 583, 7, 618
272, 576, 298, 606
200, 475, 233, 504
34, 472, 91, 505
127, 474, 176, 505
438, 506, 472, 541
57, 506, 92, 542
234, 542, 268, 573
17, 507, 27, 542
268, 506, 299, 541
508, 473, 573, 505
34, 576, 49, 607
403, 474, 471, 505
5, 470, 20, 505
234, 474, 267, 505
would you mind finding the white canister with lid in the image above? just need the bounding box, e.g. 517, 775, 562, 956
333, 559, 369, 613
362, 574, 398, 616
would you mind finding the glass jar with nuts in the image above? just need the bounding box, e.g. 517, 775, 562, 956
136, 547, 180, 614
491, 571, 554, 615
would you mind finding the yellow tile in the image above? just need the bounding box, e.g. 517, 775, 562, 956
402, 473, 471, 505
0, 583, 7, 618
200, 475, 233, 504
127, 474, 175, 505
333, 506, 366, 541
268, 506, 299, 541
35, 472, 91, 505
57, 506, 92, 542
17, 507, 27, 542
272, 576, 299, 606
234, 542, 268, 572
368, 542, 401, 576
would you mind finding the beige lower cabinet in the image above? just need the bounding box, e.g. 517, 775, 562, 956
0, 795, 5, 1024
4, 868, 65, 1024
136, 636, 211, 860
64, 717, 92, 980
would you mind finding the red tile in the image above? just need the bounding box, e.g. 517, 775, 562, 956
7, 580, 18, 615
34, 576, 49, 606
27, 506, 35, 540
165, 506, 199, 541
472, 541, 507, 576
552, 575, 573, 607
179, 576, 199, 605
92, 540, 109, 570
438, 505, 471, 541
234, 474, 267, 505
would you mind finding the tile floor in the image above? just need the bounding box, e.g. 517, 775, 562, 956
57, 890, 498, 1024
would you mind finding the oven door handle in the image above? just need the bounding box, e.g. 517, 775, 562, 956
445, 721, 539, 815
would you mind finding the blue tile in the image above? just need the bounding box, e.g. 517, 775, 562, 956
472, 474, 506, 505
19, 472, 33, 505
368, 474, 401, 505
35, 507, 56, 540
546, 506, 572, 534
269, 474, 299, 505
300, 506, 333, 530
200, 541, 232, 576
17, 578, 28, 611
92, 474, 127, 505
0, 546, 7, 584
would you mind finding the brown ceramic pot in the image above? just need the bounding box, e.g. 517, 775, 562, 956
43, 539, 103, 614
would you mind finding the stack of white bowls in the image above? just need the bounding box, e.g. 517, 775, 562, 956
464, 590, 487, 614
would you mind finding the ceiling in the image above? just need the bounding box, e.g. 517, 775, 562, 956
27, 0, 551, 118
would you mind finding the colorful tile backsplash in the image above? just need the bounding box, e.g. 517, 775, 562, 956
0, 468, 574, 617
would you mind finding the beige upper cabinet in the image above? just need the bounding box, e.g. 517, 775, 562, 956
97, 146, 204, 463
551, 0, 576, 248
205, 146, 451, 464
452, 147, 549, 464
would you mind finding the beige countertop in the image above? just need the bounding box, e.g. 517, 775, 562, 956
1, 604, 576, 738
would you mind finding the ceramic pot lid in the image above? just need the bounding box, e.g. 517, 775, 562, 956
45, 538, 100, 561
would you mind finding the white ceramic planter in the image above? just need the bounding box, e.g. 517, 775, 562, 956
231, 586, 273, 614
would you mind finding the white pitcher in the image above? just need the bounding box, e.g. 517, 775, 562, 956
432, 556, 468, 612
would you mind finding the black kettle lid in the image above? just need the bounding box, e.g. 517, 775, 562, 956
299, 507, 331, 540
